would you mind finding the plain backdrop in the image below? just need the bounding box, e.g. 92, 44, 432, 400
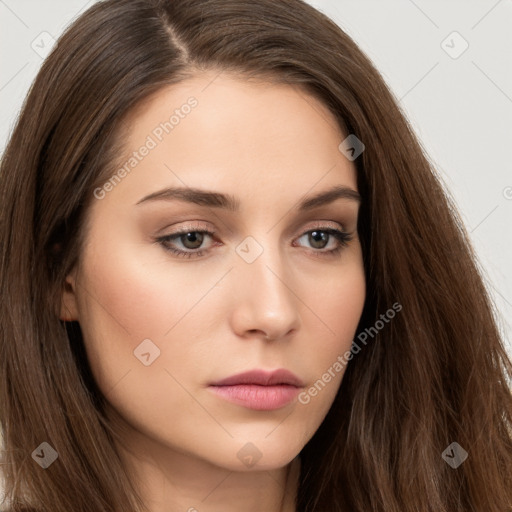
1, 0, 511, 355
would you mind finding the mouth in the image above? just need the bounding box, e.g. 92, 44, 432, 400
208, 369, 304, 411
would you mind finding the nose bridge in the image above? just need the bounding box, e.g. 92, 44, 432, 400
231, 232, 301, 338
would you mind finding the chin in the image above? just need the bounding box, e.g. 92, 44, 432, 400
214, 434, 306, 472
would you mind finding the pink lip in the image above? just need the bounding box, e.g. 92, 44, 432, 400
208, 369, 304, 411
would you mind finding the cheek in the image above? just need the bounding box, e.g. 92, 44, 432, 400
78, 237, 201, 339
305, 251, 366, 354
74, 237, 184, 392
75, 229, 238, 416
74, 242, 211, 445
285, 252, 365, 419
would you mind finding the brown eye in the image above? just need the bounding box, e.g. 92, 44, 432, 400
308, 230, 330, 249
178, 232, 205, 250
157, 229, 216, 259
295, 228, 352, 256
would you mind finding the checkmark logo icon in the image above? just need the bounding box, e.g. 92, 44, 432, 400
338, 134, 365, 161
236, 236, 263, 263
442, 442, 468, 468
31, 442, 59, 469
31, 31, 56, 59
440, 31, 469, 59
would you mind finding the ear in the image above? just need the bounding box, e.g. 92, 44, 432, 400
60, 268, 80, 321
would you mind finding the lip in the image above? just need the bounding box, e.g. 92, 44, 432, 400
208, 369, 304, 411
211, 369, 304, 387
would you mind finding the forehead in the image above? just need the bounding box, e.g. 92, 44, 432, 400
96, 71, 357, 210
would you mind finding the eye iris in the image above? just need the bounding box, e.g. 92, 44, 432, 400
309, 230, 328, 249
181, 232, 204, 249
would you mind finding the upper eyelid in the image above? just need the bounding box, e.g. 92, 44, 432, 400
161, 218, 348, 235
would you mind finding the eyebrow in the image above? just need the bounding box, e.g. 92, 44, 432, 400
135, 184, 361, 211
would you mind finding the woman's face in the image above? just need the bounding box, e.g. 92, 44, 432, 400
61, 71, 366, 472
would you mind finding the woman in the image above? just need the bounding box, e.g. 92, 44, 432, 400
1, 0, 511, 511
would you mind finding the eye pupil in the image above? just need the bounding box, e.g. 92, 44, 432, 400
182, 232, 204, 249
309, 230, 329, 249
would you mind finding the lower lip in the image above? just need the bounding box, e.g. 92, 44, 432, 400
208, 384, 300, 410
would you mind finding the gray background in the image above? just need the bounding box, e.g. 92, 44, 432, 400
1, 0, 511, 354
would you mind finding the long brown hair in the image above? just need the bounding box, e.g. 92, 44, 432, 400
1, 0, 511, 511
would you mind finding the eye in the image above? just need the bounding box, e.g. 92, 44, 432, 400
294, 227, 353, 258
155, 224, 353, 259
156, 228, 217, 259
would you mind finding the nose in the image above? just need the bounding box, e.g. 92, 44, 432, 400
229, 242, 301, 342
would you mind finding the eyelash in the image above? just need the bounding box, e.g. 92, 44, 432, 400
155, 223, 353, 260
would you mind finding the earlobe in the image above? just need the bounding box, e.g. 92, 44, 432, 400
59, 271, 79, 321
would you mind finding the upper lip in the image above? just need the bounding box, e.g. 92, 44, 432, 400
210, 369, 304, 387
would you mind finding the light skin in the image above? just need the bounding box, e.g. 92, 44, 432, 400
60, 71, 366, 512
